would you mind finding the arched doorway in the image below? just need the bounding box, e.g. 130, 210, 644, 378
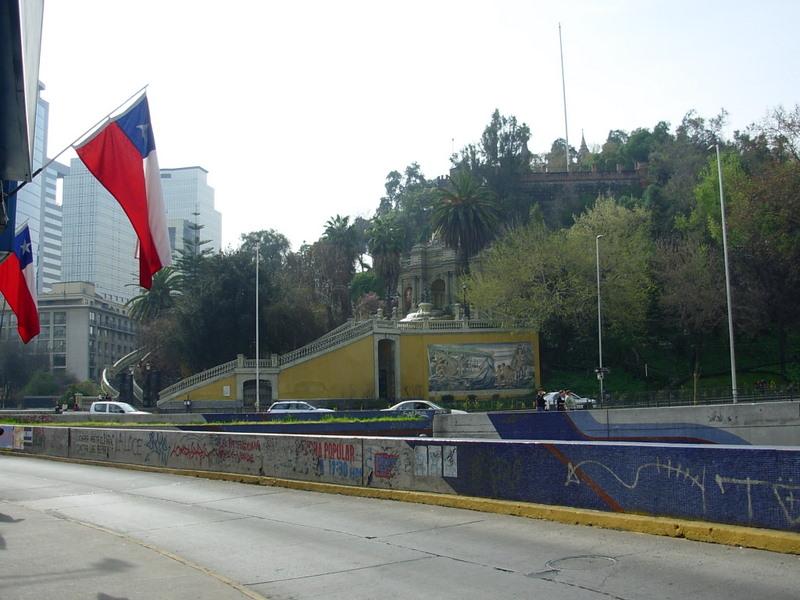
378, 339, 396, 402
243, 379, 272, 410
431, 279, 445, 310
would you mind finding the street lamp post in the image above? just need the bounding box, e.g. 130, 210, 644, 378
596, 234, 604, 406
711, 143, 738, 403
255, 240, 260, 412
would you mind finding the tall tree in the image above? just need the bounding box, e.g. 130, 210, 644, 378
454, 110, 532, 226
432, 170, 500, 274
175, 211, 213, 294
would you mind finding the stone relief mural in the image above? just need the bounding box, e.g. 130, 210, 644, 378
427, 342, 534, 392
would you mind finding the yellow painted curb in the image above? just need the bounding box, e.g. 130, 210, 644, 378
4, 450, 800, 555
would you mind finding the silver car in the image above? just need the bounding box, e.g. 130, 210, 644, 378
89, 401, 150, 415
543, 391, 595, 410
382, 400, 468, 415
267, 401, 334, 414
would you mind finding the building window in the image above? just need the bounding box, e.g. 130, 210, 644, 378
53, 326, 66, 339
54, 312, 66, 325
53, 355, 66, 367
40, 312, 51, 325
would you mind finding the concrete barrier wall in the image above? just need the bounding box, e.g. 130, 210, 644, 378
435, 401, 800, 446
8, 426, 800, 533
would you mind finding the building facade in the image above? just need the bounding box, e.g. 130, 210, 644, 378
160, 166, 221, 255
397, 238, 459, 317
60, 158, 139, 303
13, 82, 48, 277
35, 281, 137, 382
38, 160, 67, 294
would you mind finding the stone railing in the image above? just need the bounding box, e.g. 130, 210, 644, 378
159, 317, 524, 399
159, 358, 239, 398
278, 319, 375, 366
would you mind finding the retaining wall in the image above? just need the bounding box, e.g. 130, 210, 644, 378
4, 425, 800, 533
434, 401, 800, 446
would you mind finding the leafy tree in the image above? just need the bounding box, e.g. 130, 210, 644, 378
727, 159, 800, 374
467, 197, 653, 367
432, 170, 500, 274
544, 138, 577, 172
653, 237, 726, 395
0, 339, 48, 404
350, 270, 382, 303
21, 370, 61, 396
239, 229, 291, 281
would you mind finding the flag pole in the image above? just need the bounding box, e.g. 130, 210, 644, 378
5, 84, 149, 197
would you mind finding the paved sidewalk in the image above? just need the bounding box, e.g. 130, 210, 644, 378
0, 501, 261, 600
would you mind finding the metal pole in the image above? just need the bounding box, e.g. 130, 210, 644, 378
596, 234, 604, 405
559, 23, 570, 173
255, 240, 260, 412
6, 84, 149, 196
713, 144, 738, 403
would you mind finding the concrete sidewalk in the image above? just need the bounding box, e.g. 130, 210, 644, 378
0, 501, 261, 600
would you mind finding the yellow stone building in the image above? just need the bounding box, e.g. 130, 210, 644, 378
157, 318, 539, 411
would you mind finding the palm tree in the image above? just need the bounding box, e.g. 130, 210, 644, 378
126, 266, 182, 322
367, 214, 403, 302
321, 215, 359, 322
432, 170, 500, 274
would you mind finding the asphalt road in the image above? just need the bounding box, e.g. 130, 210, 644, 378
1, 455, 798, 600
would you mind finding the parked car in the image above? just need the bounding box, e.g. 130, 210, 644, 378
382, 400, 468, 415
543, 391, 595, 410
266, 401, 334, 413
89, 401, 150, 415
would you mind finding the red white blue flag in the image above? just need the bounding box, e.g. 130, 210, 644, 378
0, 224, 40, 343
75, 94, 172, 289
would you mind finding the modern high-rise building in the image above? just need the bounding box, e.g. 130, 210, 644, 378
160, 166, 222, 254
60, 158, 139, 303
38, 160, 67, 294
13, 81, 48, 274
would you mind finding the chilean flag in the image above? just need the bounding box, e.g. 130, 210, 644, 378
75, 94, 171, 289
0, 225, 39, 343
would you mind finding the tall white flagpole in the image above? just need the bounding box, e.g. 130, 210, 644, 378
559, 23, 570, 173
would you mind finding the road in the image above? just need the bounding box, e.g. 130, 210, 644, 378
1, 454, 798, 599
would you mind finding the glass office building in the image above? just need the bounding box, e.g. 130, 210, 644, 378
13, 82, 48, 276
61, 158, 139, 303
160, 166, 222, 254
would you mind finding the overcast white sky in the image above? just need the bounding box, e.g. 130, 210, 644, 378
39, 0, 800, 251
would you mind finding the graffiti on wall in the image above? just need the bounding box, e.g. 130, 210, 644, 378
415, 445, 458, 478
296, 439, 363, 481
428, 343, 534, 392
562, 456, 800, 528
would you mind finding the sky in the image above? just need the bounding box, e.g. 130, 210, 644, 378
38, 0, 800, 251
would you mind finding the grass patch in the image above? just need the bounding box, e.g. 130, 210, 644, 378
0, 415, 426, 427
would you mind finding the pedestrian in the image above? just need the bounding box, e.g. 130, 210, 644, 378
536, 389, 547, 411
556, 390, 567, 411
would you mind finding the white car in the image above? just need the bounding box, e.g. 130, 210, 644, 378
89, 401, 150, 415
382, 400, 468, 415
267, 401, 334, 414
543, 391, 595, 410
